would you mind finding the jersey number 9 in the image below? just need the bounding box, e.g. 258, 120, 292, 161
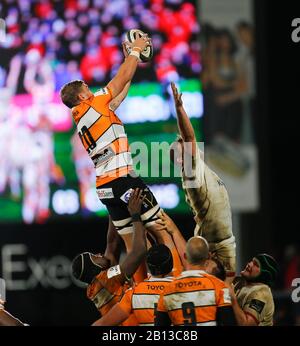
182, 302, 196, 325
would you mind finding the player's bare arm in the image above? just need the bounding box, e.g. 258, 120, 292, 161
109, 43, 132, 111
149, 215, 183, 276
156, 210, 187, 269
92, 301, 129, 326
0, 309, 26, 326
109, 81, 131, 111
171, 82, 196, 156
107, 35, 150, 98
119, 189, 147, 278
104, 216, 122, 266
228, 284, 258, 326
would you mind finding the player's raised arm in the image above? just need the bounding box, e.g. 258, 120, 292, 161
171, 82, 196, 156
119, 189, 147, 278
109, 43, 132, 111
107, 35, 150, 99
155, 211, 187, 268
103, 216, 122, 266
109, 81, 131, 111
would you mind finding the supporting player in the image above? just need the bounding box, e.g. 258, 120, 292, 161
155, 236, 236, 326
169, 82, 236, 281
229, 253, 279, 326
92, 244, 175, 326
71, 188, 147, 326
156, 210, 226, 281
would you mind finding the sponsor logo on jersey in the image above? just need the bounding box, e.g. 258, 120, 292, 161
92, 147, 114, 167
97, 188, 114, 199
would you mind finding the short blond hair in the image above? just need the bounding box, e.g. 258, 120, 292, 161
60, 80, 84, 108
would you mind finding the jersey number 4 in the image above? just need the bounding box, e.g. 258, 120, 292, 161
79, 126, 96, 153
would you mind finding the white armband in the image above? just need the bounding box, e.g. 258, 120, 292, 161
107, 265, 121, 279
129, 50, 141, 61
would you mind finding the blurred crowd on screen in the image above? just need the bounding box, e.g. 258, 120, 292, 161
0, 0, 201, 92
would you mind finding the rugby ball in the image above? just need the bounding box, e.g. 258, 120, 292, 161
125, 29, 153, 62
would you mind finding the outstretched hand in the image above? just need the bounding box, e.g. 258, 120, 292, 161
132, 34, 151, 52
171, 82, 183, 108
127, 188, 145, 216
155, 210, 179, 235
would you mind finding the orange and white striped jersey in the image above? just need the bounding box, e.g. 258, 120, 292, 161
0, 299, 4, 311
118, 276, 173, 326
71, 87, 133, 187
87, 265, 137, 326
157, 270, 232, 326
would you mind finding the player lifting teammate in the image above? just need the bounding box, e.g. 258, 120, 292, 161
71, 188, 147, 326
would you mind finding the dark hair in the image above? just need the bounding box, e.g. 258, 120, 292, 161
147, 244, 173, 276
60, 80, 84, 108
211, 257, 226, 281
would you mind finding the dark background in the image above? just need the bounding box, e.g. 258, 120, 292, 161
1, 0, 300, 326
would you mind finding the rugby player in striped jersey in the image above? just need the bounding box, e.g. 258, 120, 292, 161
60, 35, 163, 284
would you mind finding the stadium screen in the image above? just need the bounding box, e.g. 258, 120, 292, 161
0, 0, 202, 224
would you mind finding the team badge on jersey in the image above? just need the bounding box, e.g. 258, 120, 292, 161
249, 299, 265, 314
120, 188, 134, 204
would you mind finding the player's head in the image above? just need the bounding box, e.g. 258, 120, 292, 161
170, 135, 184, 166
206, 257, 226, 281
71, 252, 110, 284
241, 253, 279, 286
60, 80, 93, 108
146, 244, 173, 276
185, 236, 209, 266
